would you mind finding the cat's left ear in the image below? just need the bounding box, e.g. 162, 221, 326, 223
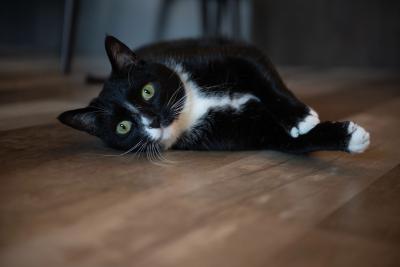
58, 107, 99, 136
105, 35, 139, 73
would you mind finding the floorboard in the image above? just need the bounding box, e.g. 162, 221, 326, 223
0, 65, 399, 267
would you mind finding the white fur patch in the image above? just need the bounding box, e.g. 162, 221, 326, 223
145, 127, 162, 140
141, 116, 150, 126
290, 108, 320, 138
124, 103, 140, 114
155, 62, 259, 149
141, 116, 163, 140
347, 121, 370, 153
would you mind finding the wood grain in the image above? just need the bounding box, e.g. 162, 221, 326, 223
0, 66, 399, 267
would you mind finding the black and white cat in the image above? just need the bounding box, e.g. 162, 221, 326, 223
58, 36, 370, 157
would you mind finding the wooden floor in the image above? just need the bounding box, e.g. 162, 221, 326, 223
1, 63, 400, 267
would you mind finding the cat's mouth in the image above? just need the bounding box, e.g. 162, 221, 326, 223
144, 124, 177, 150
144, 126, 163, 141
140, 112, 182, 149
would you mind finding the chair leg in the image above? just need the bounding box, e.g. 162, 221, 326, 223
200, 0, 210, 37
215, 0, 226, 36
155, 0, 175, 40
231, 0, 241, 38
61, 0, 78, 74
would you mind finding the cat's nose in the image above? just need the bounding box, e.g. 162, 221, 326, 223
149, 117, 161, 128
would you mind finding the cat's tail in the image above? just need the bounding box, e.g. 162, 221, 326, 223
275, 121, 370, 154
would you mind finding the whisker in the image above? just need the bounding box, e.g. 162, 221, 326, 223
146, 144, 154, 163
201, 82, 232, 90
154, 144, 176, 164
172, 100, 186, 110
136, 140, 148, 160
150, 143, 157, 164
100, 139, 144, 157
149, 143, 167, 166
166, 83, 184, 109
171, 97, 190, 114
170, 94, 188, 110
120, 139, 144, 156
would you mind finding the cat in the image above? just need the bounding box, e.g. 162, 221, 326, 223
58, 36, 370, 158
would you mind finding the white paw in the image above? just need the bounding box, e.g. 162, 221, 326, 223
290, 109, 320, 138
347, 122, 370, 153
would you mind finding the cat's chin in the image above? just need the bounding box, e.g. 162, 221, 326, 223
144, 127, 163, 142
145, 126, 174, 145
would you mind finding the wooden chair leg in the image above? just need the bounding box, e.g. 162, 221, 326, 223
201, 0, 210, 37
155, 0, 175, 40
61, 0, 78, 74
231, 0, 241, 38
215, 0, 225, 36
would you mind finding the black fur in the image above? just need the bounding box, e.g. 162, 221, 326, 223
58, 36, 364, 155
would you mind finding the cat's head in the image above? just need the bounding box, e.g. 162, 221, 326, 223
58, 36, 186, 153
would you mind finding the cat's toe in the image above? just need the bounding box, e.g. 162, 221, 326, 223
290, 108, 320, 138
347, 121, 370, 153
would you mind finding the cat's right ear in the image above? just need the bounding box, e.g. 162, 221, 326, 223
58, 107, 99, 136
105, 35, 139, 73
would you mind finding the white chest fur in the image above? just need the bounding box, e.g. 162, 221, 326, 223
160, 63, 259, 149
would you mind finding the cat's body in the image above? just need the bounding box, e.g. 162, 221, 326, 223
59, 36, 370, 156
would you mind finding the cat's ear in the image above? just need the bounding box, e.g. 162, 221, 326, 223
58, 107, 99, 136
105, 35, 139, 73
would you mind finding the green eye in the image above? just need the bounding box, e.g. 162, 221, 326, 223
116, 120, 132, 135
142, 83, 155, 101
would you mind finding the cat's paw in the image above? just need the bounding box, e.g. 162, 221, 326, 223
347, 121, 370, 153
290, 109, 320, 138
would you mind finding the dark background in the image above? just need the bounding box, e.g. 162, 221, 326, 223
253, 0, 400, 68
0, 0, 399, 68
